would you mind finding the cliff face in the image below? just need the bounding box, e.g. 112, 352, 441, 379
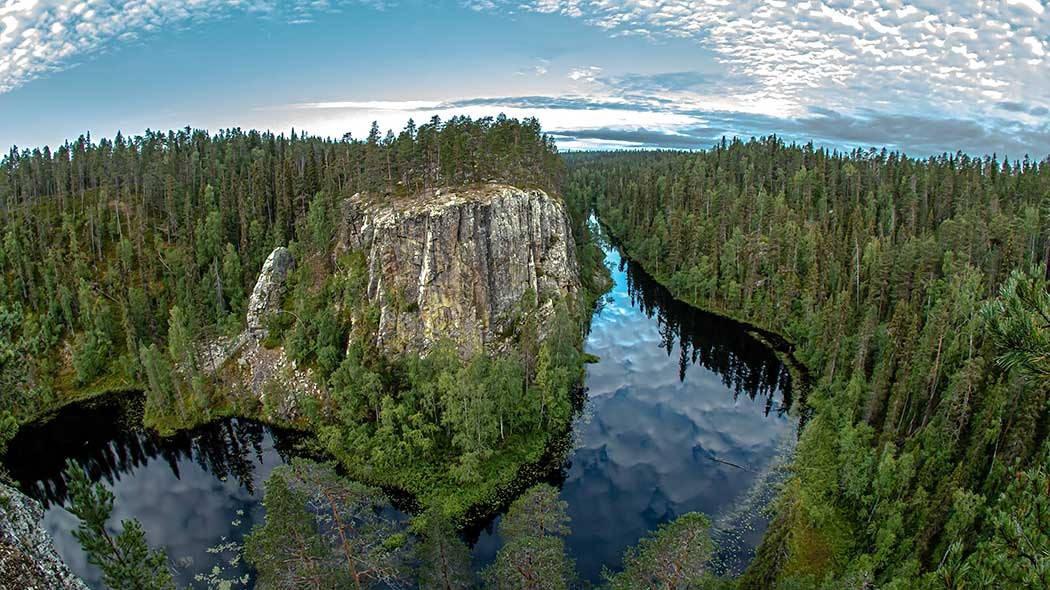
0, 483, 88, 590
246, 247, 294, 339
338, 184, 580, 356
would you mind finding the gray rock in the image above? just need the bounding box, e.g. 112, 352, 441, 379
205, 246, 319, 420
0, 483, 88, 590
338, 184, 581, 356
246, 247, 294, 339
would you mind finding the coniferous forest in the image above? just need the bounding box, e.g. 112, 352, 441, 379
1, 121, 1048, 589
564, 141, 1049, 588
0, 115, 563, 429
0, 115, 591, 537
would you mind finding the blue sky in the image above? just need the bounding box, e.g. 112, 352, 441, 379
1, 1, 1049, 157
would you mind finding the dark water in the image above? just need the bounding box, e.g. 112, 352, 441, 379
3, 396, 299, 588
473, 242, 795, 581
4, 240, 794, 587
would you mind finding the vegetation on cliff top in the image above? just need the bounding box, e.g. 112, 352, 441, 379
0, 115, 565, 432
0, 116, 599, 529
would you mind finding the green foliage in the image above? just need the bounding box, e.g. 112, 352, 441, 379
0, 116, 561, 421
951, 443, 1049, 588
0, 410, 18, 453
63, 460, 174, 590
498, 484, 570, 540
139, 343, 177, 423
605, 512, 716, 590
167, 305, 197, 371
982, 269, 1050, 379
483, 484, 575, 590
566, 142, 1049, 587
244, 458, 411, 590
71, 327, 112, 385
416, 514, 475, 590
315, 292, 587, 521
244, 463, 332, 589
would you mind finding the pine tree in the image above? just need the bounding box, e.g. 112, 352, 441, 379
605, 513, 716, 589
63, 460, 174, 590
483, 484, 575, 589
416, 515, 474, 590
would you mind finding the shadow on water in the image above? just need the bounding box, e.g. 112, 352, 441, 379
619, 250, 793, 415
4, 393, 308, 510
2, 392, 309, 588
3, 236, 798, 588
472, 238, 797, 582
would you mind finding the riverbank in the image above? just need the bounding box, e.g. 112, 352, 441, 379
595, 217, 812, 413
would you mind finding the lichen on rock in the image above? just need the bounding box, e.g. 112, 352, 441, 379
0, 483, 88, 590
246, 246, 295, 340
207, 246, 320, 421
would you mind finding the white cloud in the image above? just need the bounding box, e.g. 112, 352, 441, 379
1007, 0, 1045, 15
249, 97, 701, 145
568, 65, 602, 82
515, 58, 550, 77
480, 1, 1050, 122
0, 0, 382, 94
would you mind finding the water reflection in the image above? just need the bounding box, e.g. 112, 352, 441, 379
5, 238, 796, 588
3, 395, 301, 589
474, 242, 796, 582
621, 250, 792, 413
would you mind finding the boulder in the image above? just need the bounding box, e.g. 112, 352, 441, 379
0, 483, 88, 590
246, 246, 294, 339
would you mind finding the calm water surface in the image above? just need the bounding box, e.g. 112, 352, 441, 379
4, 398, 297, 588
473, 242, 796, 581
4, 239, 796, 587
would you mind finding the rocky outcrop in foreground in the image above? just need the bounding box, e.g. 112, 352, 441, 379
0, 483, 87, 590
338, 184, 580, 356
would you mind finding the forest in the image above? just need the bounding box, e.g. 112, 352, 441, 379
0, 116, 606, 569
564, 140, 1049, 588
2, 120, 1048, 589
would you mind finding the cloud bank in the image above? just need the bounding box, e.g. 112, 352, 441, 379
489, 1, 1050, 121
262, 93, 1050, 157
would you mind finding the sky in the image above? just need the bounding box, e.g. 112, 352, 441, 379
1, 0, 1048, 158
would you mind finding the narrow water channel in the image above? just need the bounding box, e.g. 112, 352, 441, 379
472, 239, 797, 581
3, 237, 796, 587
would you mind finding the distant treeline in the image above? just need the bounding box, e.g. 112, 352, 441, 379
564, 139, 1049, 588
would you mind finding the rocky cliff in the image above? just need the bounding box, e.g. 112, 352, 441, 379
0, 483, 88, 590
337, 184, 581, 356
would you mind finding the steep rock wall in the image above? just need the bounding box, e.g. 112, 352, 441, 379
338, 184, 580, 356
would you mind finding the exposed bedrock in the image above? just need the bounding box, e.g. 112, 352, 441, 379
337, 184, 581, 356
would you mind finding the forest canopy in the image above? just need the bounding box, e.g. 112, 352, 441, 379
0, 115, 562, 426
564, 139, 1049, 588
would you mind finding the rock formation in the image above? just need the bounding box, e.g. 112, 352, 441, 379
206, 246, 319, 419
0, 483, 88, 590
338, 184, 580, 356
208, 185, 581, 416
246, 247, 294, 339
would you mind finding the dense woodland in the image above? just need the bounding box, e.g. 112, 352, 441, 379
3, 120, 1049, 589
0, 117, 560, 411
564, 141, 1049, 588
0, 115, 594, 526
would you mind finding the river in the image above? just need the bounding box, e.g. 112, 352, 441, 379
3, 237, 796, 587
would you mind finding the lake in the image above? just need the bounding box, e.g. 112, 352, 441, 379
3, 238, 796, 587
